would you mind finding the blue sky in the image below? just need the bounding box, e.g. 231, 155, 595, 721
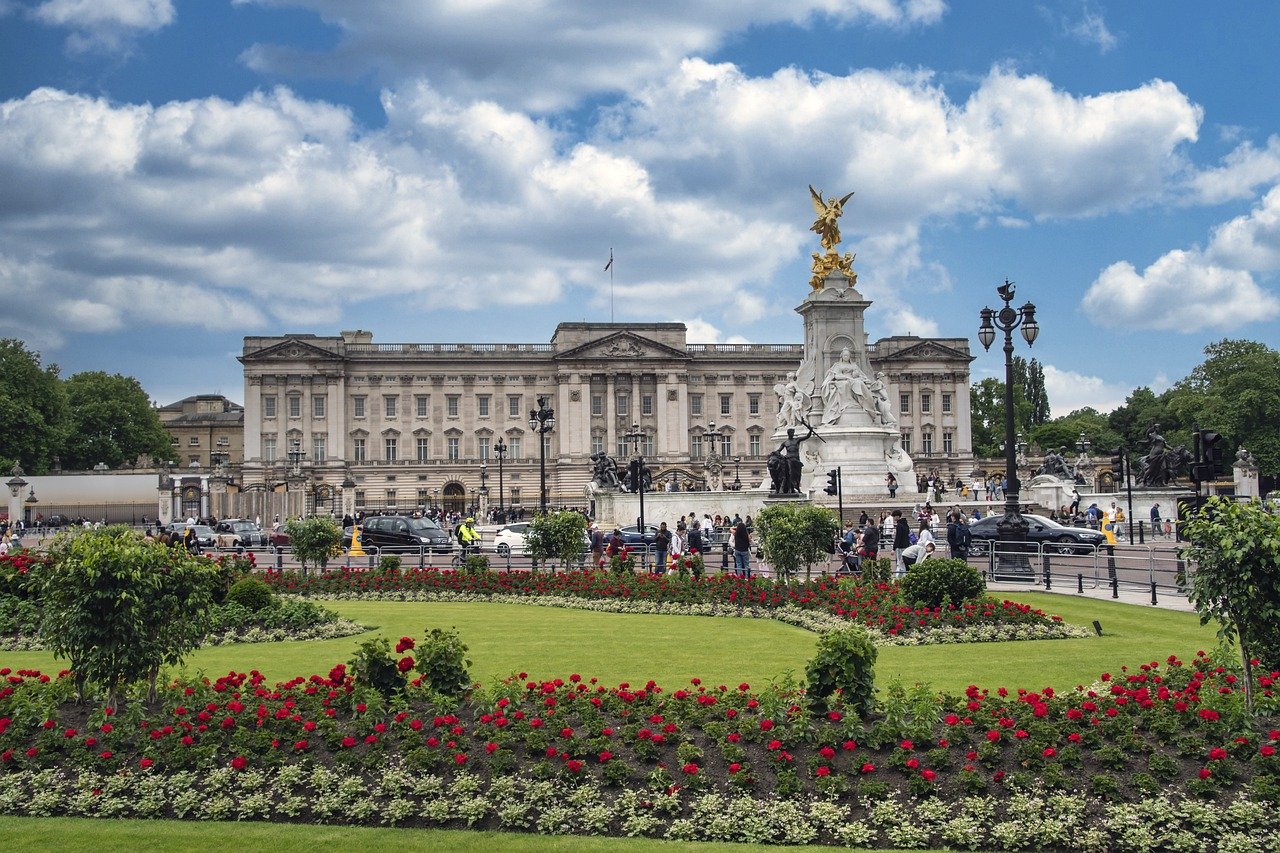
3, 1, 1280, 414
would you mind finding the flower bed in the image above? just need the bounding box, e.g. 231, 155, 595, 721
0, 652, 1276, 849
263, 567, 1078, 642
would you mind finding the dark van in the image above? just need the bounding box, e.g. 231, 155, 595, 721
359, 515, 454, 553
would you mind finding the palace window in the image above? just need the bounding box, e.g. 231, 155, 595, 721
943, 431, 953, 453
922, 432, 934, 454
591, 434, 604, 455
749, 434, 762, 457
353, 438, 365, 462
263, 437, 277, 461
312, 436, 325, 461
921, 392, 931, 414
353, 396, 366, 418
416, 395, 430, 417
720, 394, 732, 416
616, 394, 629, 416
447, 395, 459, 417
508, 437, 522, 459
642, 394, 653, 416
591, 394, 603, 416
477, 395, 490, 417
312, 396, 326, 418
942, 393, 952, 414
749, 393, 761, 415
416, 437, 429, 461
447, 437, 460, 460
508, 395, 521, 417
690, 394, 703, 416
384, 395, 398, 418
691, 435, 703, 459
354, 490, 365, 509
900, 393, 910, 414
384, 437, 398, 461
288, 396, 301, 418
188, 436, 199, 446
263, 396, 277, 418
386, 489, 397, 507
479, 436, 490, 460
901, 432, 911, 454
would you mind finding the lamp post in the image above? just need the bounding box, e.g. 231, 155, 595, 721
732, 456, 742, 491
479, 463, 489, 521
978, 280, 1039, 576
528, 396, 555, 514
493, 438, 507, 520
623, 422, 646, 539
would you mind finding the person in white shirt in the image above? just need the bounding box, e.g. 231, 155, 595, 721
916, 521, 935, 548
899, 541, 935, 570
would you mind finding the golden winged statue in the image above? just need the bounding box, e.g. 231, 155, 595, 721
808, 184, 854, 251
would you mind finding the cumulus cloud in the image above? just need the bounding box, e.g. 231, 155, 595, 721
30, 0, 173, 53
1082, 249, 1279, 331
1041, 364, 1129, 414
1205, 184, 1280, 270
679, 318, 751, 344
1189, 136, 1280, 204
237, 0, 946, 112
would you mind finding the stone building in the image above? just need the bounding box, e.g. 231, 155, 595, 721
157, 395, 245, 468
236, 324, 974, 520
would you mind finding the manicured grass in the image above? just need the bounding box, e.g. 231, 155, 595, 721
0, 602, 820, 689
0, 816, 840, 852
879, 592, 1218, 694
0, 593, 1217, 695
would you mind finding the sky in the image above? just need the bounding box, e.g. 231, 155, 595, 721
2, 2, 1280, 416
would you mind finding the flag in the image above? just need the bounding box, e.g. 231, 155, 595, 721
604, 251, 613, 272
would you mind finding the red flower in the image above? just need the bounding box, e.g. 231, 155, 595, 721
341, 736, 357, 748
395, 637, 415, 653
485, 742, 499, 754
1199, 767, 1212, 780
566, 759, 584, 773
98, 750, 112, 760
230, 756, 247, 770
1262, 745, 1277, 757
920, 769, 937, 781
454, 753, 468, 765
682, 763, 699, 775
860, 762, 876, 774
1042, 747, 1056, 758
815, 766, 831, 777
728, 762, 742, 774
138, 758, 154, 770
397, 656, 415, 672
294, 740, 309, 750
598, 750, 613, 763
1198, 708, 1220, 721
1209, 747, 1228, 761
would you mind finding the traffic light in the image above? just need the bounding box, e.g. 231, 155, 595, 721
1109, 446, 1125, 482
1199, 429, 1224, 481
824, 469, 840, 496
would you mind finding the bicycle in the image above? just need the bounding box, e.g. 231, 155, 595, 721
450, 543, 482, 569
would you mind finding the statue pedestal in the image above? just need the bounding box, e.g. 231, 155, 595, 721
778, 422, 913, 497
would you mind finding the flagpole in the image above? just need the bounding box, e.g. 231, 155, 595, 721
606, 248, 614, 323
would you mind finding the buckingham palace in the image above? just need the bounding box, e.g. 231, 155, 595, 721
236, 323, 974, 520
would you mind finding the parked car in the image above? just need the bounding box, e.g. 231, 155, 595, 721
214, 519, 270, 548
358, 515, 454, 553
170, 524, 216, 549
493, 522, 530, 556
617, 524, 659, 546
965, 513, 1107, 555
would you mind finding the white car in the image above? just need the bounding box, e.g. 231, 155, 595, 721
493, 522, 530, 556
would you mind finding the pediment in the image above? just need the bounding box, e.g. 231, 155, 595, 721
240, 338, 342, 363
891, 341, 973, 363
556, 331, 690, 362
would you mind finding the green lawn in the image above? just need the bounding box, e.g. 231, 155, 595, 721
0, 592, 1217, 695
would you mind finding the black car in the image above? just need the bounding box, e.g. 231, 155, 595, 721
357, 515, 454, 553
965, 513, 1107, 555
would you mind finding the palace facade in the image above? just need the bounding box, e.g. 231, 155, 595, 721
237, 323, 974, 520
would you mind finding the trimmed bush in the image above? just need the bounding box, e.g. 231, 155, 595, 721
804, 625, 876, 718
898, 557, 985, 608
225, 576, 275, 613
416, 626, 472, 699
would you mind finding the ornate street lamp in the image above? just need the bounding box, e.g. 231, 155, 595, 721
528, 396, 555, 514
623, 422, 647, 541
732, 456, 742, 491
493, 437, 507, 519
977, 280, 1038, 576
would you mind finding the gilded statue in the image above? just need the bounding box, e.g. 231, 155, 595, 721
809, 185, 854, 251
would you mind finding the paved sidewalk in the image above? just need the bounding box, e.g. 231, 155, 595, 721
986, 580, 1197, 612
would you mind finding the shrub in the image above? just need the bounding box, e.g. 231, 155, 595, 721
37, 525, 221, 706
349, 636, 404, 700
284, 517, 343, 575
756, 503, 840, 581
859, 557, 893, 586
524, 511, 588, 571
379, 555, 402, 574
898, 558, 985, 608
225, 576, 275, 612
461, 553, 490, 575
804, 625, 876, 718
414, 626, 472, 700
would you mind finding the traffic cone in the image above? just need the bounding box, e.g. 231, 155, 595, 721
349, 525, 366, 556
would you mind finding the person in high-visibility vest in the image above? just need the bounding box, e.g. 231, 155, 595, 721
458, 517, 480, 555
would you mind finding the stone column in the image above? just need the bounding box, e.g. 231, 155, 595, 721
605, 374, 617, 457
244, 376, 262, 460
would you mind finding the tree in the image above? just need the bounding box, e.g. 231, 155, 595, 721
0, 339, 69, 474
1182, 497, 1280, 714
969, 378, 1006, 459
1170, 339, 1280, 475
1030, 408, 1122, 460
38, 526, 221, 707
524, 511, 588, 572
1025, 358, 1050, 426
59, 371, 173, 470
285, 517, 343, 575
755, 503, 840, 581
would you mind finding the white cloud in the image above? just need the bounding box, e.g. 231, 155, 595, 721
1065, 8, 1118, 53
1082, 249, 1279, 331
237, 0, 946, 112
1189, 136, 1280, 204
1205, 184, 1280, 270
30, 0, 173, 52
1041, 364, 1129, 414
882, 307, 940, 338
679, 318, 751, 344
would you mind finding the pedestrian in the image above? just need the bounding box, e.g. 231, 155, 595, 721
891, 510, 911, 577
945, 511, 970, 559
1068, 488, 1081, 515
732, 520, 751, 577
606, 528, 624, 558
1149, 503, 1162, 538
886, 472, 898, 498
588, 520, 605, 567
653, 522, 672, 576
900, 540, 936, 569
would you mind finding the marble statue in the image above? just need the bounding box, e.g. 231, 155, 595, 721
884, 435, 913, 474
820, 347, 875, 425
868, 370, 898, 429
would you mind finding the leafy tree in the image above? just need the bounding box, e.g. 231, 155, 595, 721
1182, 497, 1280, 714
970, 366, 1035, 459
285, 517, 343, 575
804, 625, 877, 718
524, 510, 588, 572
37, 526, 221, 707
1030, 408, 1123, 461
59, 371, 173, 470
0, 339, 69, 474
755, 503, 840, 581
1170, 339, 1280, 474
1025, 358, 1050, 426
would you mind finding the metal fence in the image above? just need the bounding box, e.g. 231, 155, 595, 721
967, 541, 1191, 604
